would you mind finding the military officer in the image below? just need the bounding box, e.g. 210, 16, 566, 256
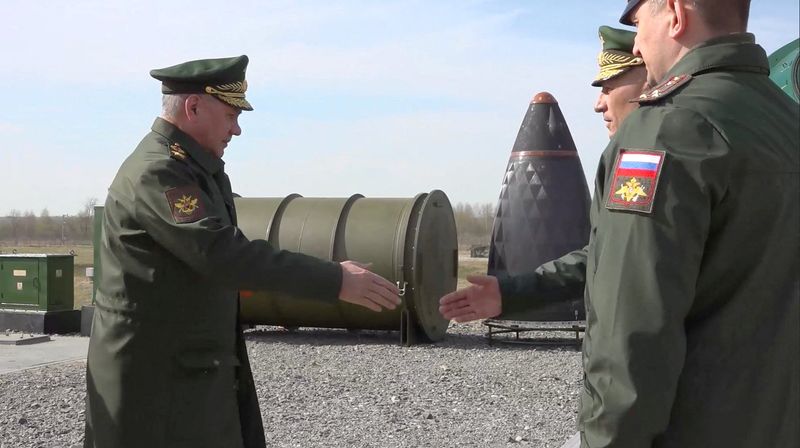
439, 26, 647, 322
443, 0, 800, 447
84, 55, 401, 448
592, 26, 648, 137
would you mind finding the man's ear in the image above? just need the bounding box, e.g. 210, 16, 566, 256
184, 94, 201, 121
667, 0, 688, 39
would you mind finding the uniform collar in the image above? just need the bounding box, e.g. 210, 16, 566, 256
151, 117, 225, 175
663, 33, 769, 82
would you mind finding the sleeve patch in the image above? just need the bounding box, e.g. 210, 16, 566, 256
605, 149, 666, 214
165, 185, 207, 223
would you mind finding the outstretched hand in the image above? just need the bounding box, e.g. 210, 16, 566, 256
339, 261, 401, 312
439, 275, 502, 322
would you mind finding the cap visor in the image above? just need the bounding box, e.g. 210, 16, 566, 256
619, 1, 640, 26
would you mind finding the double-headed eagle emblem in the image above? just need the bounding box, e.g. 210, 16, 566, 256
174, 195, 199, 214
615, 178, 648, 202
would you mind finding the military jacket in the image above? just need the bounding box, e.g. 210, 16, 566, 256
577, 34, 798, 447
85, 118, 342, 448
501, 33, 799, 447
498, 247, 587, 316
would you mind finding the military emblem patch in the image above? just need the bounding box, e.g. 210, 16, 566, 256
606, 149, 665, 214
165, 185, 207, 223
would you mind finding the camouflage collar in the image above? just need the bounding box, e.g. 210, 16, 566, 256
151, 118, 224, 175
663, 33, 769, 82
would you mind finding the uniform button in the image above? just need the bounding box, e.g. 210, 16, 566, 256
213, 359, 221, 367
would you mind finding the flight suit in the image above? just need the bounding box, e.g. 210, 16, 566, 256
85, 118, 342, 448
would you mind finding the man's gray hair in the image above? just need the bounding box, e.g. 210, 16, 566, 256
161, 93, 191, 120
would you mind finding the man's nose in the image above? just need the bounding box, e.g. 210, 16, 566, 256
232, 121, 242, 136
594, 93, 607, 113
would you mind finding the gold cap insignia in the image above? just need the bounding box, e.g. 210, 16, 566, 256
593, 51, 644, 86
205, 80, 253, 111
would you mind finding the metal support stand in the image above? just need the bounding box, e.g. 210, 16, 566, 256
400, 308, 416, 346
483, 319, 585, 346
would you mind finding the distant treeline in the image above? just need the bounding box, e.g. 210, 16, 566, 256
452, 202, 495, 248
0, 198, 98, 245
1, 199, 497, 248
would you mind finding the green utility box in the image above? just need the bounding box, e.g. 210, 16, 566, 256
0, 254, 74, 311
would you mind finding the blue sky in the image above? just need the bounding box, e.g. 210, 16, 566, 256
2, 0, 798, 215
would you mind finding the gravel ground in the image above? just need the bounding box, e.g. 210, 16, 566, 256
0, 321, 582, 448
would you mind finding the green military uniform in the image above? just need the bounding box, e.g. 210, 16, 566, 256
498, 26, 642, 317
85, 56, 342, 448
502, 32, 799, 447
580, 33, 797, 447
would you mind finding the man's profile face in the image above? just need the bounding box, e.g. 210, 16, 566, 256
192, 95, 242, 158
631, 1, 672, 85
594, 66, 647, 137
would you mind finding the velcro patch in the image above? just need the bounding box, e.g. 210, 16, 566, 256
605, 149, 666, 214
165, 185, 207, 223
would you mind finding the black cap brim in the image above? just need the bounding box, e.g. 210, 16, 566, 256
619, 0, 644, 26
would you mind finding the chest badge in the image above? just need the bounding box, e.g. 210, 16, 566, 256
165, 185, 207, 223
606, 149, 665, 214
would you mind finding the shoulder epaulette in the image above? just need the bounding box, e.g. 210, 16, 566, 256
634, 74, 692, 104
169, 142, 188, 161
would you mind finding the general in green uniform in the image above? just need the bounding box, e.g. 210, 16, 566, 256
85, 56, 399, 448
440, 2, 799, 447
575, 1, 798, 447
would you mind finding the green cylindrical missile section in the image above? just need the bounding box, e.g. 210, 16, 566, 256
235, 190, 458, 343
769, 38, 800, 103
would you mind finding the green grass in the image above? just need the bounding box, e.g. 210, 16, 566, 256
457, 254, 489, 290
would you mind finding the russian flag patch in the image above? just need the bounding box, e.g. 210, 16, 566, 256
605, 149, 666, 214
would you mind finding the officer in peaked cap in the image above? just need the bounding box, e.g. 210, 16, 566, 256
581, 1, 799, 447
439, 26, 648, 337
592, 25, 643, 87
441, 2, 799, 444
84, 56, 401, 448
150, 55, 254, 111
592, 26, 648, 137
440, 25, 649, 334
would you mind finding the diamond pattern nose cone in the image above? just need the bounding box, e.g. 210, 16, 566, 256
488, 92, 591, 321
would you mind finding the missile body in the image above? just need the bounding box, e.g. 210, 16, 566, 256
488, 92, 591, 321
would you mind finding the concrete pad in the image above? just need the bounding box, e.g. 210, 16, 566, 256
0, 335, 88, 374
